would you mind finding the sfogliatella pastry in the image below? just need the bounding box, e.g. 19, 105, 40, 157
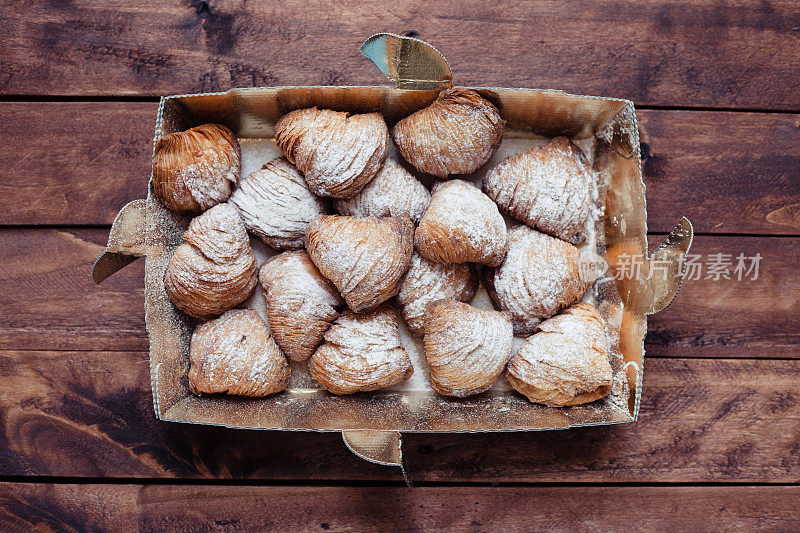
506, 302, 612, 407
484, 225, 591, 335
230, 157, 329, 249
333, 158, 431, 224
397, 253, 478, 336
423, 300, 513, 397
415, 180, 507, 267
188, 309, 290, 397
259, 251, 344, 362
164, 203, 257, 319
153, 124, 241, 213
274, 107, 388, 199
392, 88, 504, 178
483, 137, 593, 245
306, 215, 413, 312
309, 304, 414, 394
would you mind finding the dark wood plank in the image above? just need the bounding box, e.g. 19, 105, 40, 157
645, 234, 799, 357
3, 103, 800, 234
0, 102, 157, 226
0, 349, 391, 480
0, 229, 147, 352
1, 228, 796, 356
2, 1, 799, 108
0, 352, 797, 482
639, 110, 800, 235
1, 484, 798, 532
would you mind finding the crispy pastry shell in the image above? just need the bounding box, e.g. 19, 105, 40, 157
164, 203, 257, 319
188, 309, 290, 397
506, 302, 613, 407
392, 88, 504, 178
153, 123, 241, 213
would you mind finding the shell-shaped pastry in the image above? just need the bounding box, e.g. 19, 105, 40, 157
188, 309, 290, 397
392, 88, 504, 178
164, 203, 258, 319
153, 124, 241, 213
423, 300, 513, 397
333, 158, 431, 223
306, 215, 414, 312
415, 180, 507, 266
483, 137, 593, 245
259, 251, 344, 362
309, 304, 414, 394
274, 107, 389, 199
397, 253, 479, 336
484, 225, 591, 335
229, 157, 329, 249
506, 302, 613, 407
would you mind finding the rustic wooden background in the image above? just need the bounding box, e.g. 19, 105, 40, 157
1, 1, 799, 530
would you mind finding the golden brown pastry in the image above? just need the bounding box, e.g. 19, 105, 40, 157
333, 158, 431, 223
306, 215, 413, 312
506, 302, 613, 407
415, 180, 507, 266
483, 137, 593, 245
392, 88, 504, 177
484, 225, 591, 335
397, 253, 478, 336
423, 300, 513, 397
164, 203, 257, 319
309, 304, 414, 394
188, 309, 290, 397
274, 107, 388, 199
259, 251, 344, 362
152, 124, 241, 213
229, 157, 329, 249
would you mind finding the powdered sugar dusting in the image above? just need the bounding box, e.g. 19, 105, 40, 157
218, 129, 620, 403
153, 124, 240, 212
334, 158, 431, 223
416, 180, 507, 266
397, 253, 477, 335
506, 302, 613, 406
239, 138, 283, 177
308, 305, 414, 394
164, 203, 258, 318
306, 215, 413, 312
482, 137, 592, 245
274, 108, 389, 199
488, 226, 591, 334
259, 251, 343, 362
230, 157, 329, 249
189, 309, 289, 397
392, 88, 504, 177
423, 300, 514, 397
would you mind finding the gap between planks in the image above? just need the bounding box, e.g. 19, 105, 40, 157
0, 95, 799, 115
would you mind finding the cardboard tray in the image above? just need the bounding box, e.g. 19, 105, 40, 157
93, 34, 693, 470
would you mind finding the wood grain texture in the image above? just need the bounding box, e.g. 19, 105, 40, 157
1, 1, 799, 109
1, 228, 796, 356
1, 484, 798, 532
0, 103, 157, 226
0, 228, 147, 352
3, 103, 800, 233
0, 351, 798, 482
645, 234, 799, 357
639, 110, 800, 235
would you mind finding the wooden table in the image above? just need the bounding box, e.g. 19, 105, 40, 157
1, 2, 799, 530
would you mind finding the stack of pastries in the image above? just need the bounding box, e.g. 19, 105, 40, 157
153, 88, 616, 408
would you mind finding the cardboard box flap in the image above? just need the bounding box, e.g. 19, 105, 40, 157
359, 32, 452, 90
